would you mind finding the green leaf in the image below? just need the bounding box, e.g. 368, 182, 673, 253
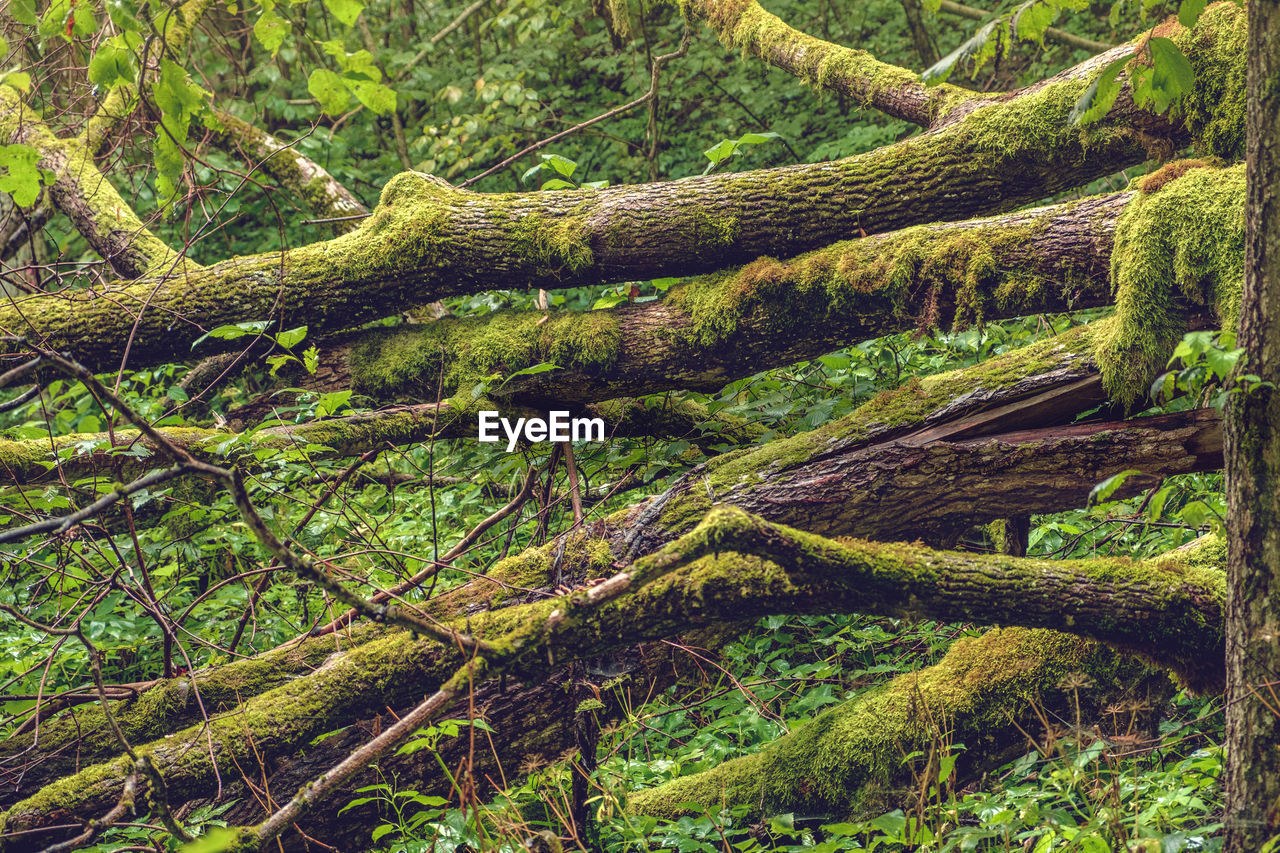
303, 345, 319, 375
10, 0, 38, 26
0, 143, 44, 207
1087, 469, 1141, 506
152, 60, 207, 203
922, 19, 999, 84
1069, 52, 1132, 125
347, 79, 396, 114
88, 39, 137, 89
1132, 37, 1195, 113
166, 385, 190, 403
322, 0, 365, 25
1012, 0, 1054, 44
191, 320, 270, 349
541, 152, 577, 178
370, 824, 395, 843
340, 48, 380, 80
539, 177, 576, 190
254, 7, 288, 54
1178, 0, 1207, 28
308, 69, 349, 115
498, 362, 561, 388
0, 37, 8, 63
274, 325, 308, 350
71, 2, 96, 37
702, 137, 738, 167
315, 390, 352, 417
736, 131, 780, 146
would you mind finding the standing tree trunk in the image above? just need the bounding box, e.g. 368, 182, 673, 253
1224, 0, 1280, 847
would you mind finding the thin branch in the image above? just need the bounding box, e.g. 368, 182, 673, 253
461, 29, 691, 188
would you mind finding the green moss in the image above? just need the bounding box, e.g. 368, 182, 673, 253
665, 208, 1086, 352
1096, 163, 1244, 407
627, 628, 1145, 820
1170, 2, 1248, 159
701, 0, 973, 119
347, 309, 621, 402
962, 77, 1101, 160
511, 211, 593, 276
329, 172, 454, 281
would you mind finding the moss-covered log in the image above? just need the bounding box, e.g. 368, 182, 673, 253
273, 190, 1128, 406
0, 4, 1246, 372
625, 627, 1167, 821
0, 505, 1228, 849
0, 394, 759, 487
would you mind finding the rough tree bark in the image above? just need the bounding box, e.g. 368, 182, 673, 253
0, 3, 1256, 849
0, 326, 1230, 849
1223, 0, 1280, 847
0, 4, 1247, 373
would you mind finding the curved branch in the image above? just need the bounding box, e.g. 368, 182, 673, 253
202, 110, 369, 232
0, 86, 191, 279
681, 0, 973, 126
0, 3, 1246, 371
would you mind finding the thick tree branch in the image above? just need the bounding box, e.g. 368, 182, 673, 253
0, 495, 1226, 848
0, 4, 1246, 371
285, 190, 1127, 406
0, 394, 759, 486
0, 86, 190, 280
201, 110, 368, 231
681, 0, 973, 126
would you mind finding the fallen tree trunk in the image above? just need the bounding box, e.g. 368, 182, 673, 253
0, 4, 1246, 372
0, 500, 1227, 849
625, 626, 1171, 822
0, 316, 1227, 848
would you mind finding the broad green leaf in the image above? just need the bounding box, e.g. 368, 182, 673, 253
1088, 469, 1141, 506
323, 0, 365, 25
153, 60, 207, 203
1132, 37, 1195, 113
0, 37, 8, 63
10, 0, 38, 26
254, 7, 288, 54
702, 137, 738, 166
736, 131, 780, 145
71, 2, 96, 37
541, 152, 577, 178
1179, 0, 1207, 28
340, 49, 380, 81
1012, 0, 1054, 44
191, 320, 270, 349
88, 40, 137, 88
0, 143, 44, 207
539, 177, 575, 190
1069, 52, 1132, 125
308, 69, 349, 115
347, 79, 396, 114
275, 325, 308, 349
316, 390, 352, 417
